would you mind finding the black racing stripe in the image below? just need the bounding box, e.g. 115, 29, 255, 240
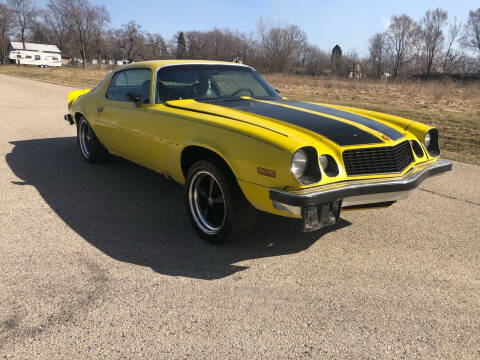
199, 99, 383, 146
277, 100, 403, 140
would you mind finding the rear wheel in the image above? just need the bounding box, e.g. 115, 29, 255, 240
77, 116, 109, 163
186, 160, 256, 243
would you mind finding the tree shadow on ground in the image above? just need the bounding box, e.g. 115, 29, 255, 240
6, 137, 351, 280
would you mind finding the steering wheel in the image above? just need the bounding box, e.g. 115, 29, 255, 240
231, 88, 254, 97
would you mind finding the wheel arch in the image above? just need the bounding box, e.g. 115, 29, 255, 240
74, 111, 87, 125
180, 145, 238, 182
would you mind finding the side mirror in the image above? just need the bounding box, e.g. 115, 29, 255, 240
275, 88, 280, 94
125, 92, 142, 107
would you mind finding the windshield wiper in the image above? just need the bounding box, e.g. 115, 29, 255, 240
251, 96, 280, 100
199, 96, 245, 102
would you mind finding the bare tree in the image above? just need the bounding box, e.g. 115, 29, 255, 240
142, 32, 168, 60
7, 0, 38, 49
184, 31, 205, 59
56, 0, 110, 68
386, 14, 417, 78
257, 20, 306, 73
369, 32, 388, 77
461, 8, 480, 53
102, 29, 121, 63
235, 31, 255, 64
115, 21, 144, 62
344, 49, 359, 77
408, 25, 423, 74
458, 54, 480, 74
0, 3, 14, 63
43, 0, 71, 54
182, 28, 252, 62
421, 8, 448, 77
302, 44, 329, 75
443, 18, 463, 73
91, 31, 107, 64
207, 29, 222, 59
29, 15, 54, 44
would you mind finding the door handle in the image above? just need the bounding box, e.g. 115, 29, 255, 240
97, 106, 104, 112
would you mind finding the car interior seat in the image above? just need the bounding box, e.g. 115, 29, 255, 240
156, 81, 167, 102
139, 80, 151, 104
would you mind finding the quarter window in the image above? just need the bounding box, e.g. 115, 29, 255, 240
106, 68, 151, 103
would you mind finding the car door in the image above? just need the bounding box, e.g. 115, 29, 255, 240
95, 68, 165, 170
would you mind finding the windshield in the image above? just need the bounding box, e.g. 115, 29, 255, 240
155, 65, 280, 103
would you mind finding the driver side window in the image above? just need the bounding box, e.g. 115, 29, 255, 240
106, 69, 151, 103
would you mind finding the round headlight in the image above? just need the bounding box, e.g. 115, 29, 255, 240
319, 155, 329, 170
291, 149, 308, 178
424, 132, 431, 148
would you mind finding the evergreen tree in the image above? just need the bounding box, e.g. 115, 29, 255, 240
331, 44, 343, 75
332, 44, 342, 58
159, 38, 168, 59
176, 31, 187, 59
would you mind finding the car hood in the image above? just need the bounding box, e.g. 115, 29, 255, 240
165, 98, 409, 147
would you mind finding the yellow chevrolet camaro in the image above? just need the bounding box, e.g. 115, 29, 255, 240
64, 60, 452, 243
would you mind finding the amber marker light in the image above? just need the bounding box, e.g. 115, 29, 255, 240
257, 167, 276, 178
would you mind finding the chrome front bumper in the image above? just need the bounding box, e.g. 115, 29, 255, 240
270, 159, 452, 231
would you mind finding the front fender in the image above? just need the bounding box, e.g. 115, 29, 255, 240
180, 135, 293, 187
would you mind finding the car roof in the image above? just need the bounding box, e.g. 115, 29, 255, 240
115, 60, 250, 72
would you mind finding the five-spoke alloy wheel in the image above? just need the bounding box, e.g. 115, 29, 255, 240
76, 116, 109, 163
186, 160, 256, 243
188, 170, 227, 235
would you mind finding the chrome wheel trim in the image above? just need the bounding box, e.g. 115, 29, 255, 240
188, 170, 227, 235
79, 119, 92, 159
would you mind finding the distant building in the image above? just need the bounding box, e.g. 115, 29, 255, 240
8, 42, 62, 67
349, 63, 363, 79
382, 72, 392, 79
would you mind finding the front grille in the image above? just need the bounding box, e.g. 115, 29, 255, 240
342, 140, 414, 176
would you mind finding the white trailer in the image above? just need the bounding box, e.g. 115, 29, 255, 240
7, 42, 62, 67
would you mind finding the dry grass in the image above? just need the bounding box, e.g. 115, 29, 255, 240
0, 64, 108, 88
1, 65, 478, 164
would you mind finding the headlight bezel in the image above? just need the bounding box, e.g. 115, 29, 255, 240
291, 149, 308, 178
424, 129, 440, 157
291, 147, 322, 185
410, 140, 425, 158
319, 154, 340, 177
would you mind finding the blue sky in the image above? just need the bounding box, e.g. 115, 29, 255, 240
38, 0, 478, 56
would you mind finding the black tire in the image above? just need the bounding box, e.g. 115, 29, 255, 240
76, 116, 110, 163
185, 160, 256, 243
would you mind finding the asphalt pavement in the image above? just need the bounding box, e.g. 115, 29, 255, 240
0, 74, 479, 359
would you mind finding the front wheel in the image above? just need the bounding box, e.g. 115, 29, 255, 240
77, 116, 109, 163
186, 160, 256, 243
